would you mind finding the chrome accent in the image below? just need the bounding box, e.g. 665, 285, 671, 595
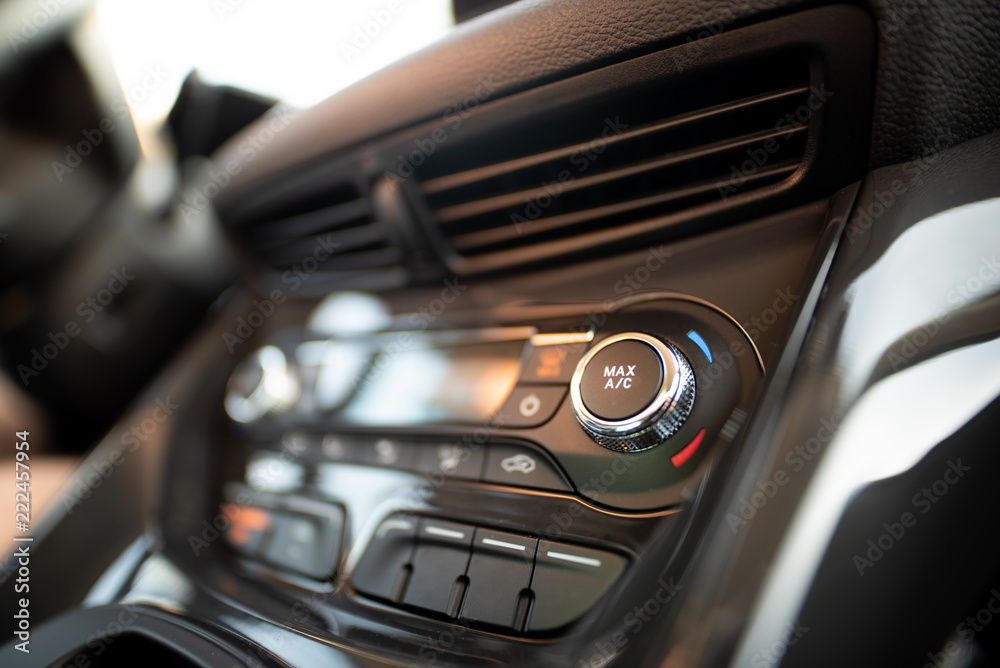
529, 330, 595, 346
570, 332, 696, 452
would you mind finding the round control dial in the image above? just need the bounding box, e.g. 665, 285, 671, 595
224, 346, 301, 423
570, 333, 695, 452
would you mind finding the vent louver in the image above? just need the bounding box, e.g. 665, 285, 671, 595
229, 181, 402, 274
415, 57, 815, 271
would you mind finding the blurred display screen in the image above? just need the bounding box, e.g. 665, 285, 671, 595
343, 339, 525, 425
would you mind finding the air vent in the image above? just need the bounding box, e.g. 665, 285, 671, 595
229, 181, 403, 274
415, 57, 814, 270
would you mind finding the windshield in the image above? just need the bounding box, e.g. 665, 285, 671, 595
96, 0, 455, 131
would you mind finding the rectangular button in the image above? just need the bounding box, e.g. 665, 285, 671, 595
494, 386, 567, 428
483, 443, 572, 492
413, 442, 486, 479
223, 504, 274, 558
352, 514, 417, 603
528, 541, 626, 632
260, 506, 345, 581
401, 519, 475, 616
354, 436, 415, 470
460, 528, 538, 629
521, 342, 587, 384
245, 451, 305, 493
320, 433, 358, 463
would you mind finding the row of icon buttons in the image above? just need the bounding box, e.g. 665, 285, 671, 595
246, 434, 573, 495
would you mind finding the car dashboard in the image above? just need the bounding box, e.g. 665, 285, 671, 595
1, 1, 1000, 666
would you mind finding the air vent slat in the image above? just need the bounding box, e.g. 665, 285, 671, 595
415, 58, 815, 266
225, 178, 403, 277
250, 221, 388, 257
421, 85, 809, 197
446, 163, 799, 253
242, 198, 371, 243
434, 125, 808, 225
319, 247, 404, 271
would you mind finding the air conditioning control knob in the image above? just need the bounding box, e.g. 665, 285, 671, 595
570, 333, 695, 453
224, 346, 301, 424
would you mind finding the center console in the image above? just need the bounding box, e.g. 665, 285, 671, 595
217, 293, 761, 637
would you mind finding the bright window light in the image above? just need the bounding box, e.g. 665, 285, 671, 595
96, 0, 455, 130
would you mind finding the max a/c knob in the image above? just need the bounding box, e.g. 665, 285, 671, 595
570, 333, 695, 453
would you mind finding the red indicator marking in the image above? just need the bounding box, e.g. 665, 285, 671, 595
226, 505, 271, 546
670, 429, 706, 468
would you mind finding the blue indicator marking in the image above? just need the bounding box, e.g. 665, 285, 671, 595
687, 330, 713, 363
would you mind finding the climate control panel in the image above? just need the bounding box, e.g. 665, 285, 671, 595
217, 295, 761, 638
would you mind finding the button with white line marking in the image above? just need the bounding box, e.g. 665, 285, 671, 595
528, 540, 627, 632
401, 518, 475, 616
461, 528, 538, 630
352, 514, 417, 603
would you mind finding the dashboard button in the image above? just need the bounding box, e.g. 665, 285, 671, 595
521, 343, 587, 384
579, 338, 663, 420
495, 386, 567, 428
460, 528, 538, 629
245, 451, 305, 493
260, 506, 344, 581
224, 504, 273, 558
401, 519, 475, 616
353, 514, 418, 603
354, 436, 414, 470
320, 433, 356, 463
413, 442, 486, 479
528, 541, 627, 632
571, 332, 696, 452
483, 443, 572, 492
